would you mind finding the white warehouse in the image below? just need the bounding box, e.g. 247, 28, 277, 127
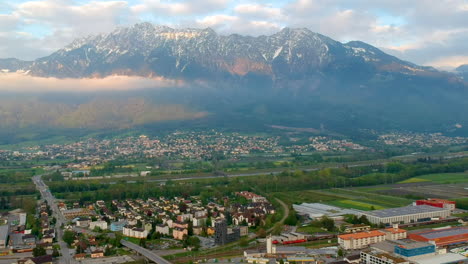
360, 205, 451, 225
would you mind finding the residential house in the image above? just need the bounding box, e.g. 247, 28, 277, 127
173, 228, 188, 240
91, 250, 104, 258
123, 227, 148, 239
155, 225, 170, 236
89, 221, 108, 230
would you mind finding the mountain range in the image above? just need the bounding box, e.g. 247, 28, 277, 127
0, 23, 467, 143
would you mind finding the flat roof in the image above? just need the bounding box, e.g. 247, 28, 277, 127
362, 251, 408, 263
293, 203, 361, 218
413, 253, 467, 264
372, 239, 433, 252
413, 227, 468, 240
364, 205, 449, 218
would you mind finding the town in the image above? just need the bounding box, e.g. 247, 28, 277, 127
0, 131, 468, 264
1, 178, 468, 264
0, 131, 370, 167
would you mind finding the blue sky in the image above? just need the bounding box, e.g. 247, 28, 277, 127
1, 0, 468, 69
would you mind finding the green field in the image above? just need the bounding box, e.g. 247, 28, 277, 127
399, 173, 468, 184
398, 178, 431, 184
272, 190, 344, 205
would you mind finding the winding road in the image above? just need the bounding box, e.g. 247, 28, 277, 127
267, 198, 289, 233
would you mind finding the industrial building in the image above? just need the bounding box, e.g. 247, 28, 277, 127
415, 199, 456, 211
271, 232, 308, 245
412, 253, 468, 264
293, 203, 361, 220
371, 239, 436, 260
394, 241, 436, 259
408, 227, 468, 247
361, 205, 451, 225
0, 225, 8, 249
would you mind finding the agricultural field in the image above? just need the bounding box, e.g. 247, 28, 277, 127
399, 172, 468, 184
372, 183, 468, 200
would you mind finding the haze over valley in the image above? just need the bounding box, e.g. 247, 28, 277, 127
0, 24, 467, 144
1, 2, 468, 264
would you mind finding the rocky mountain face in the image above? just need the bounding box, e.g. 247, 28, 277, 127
4, 23, 446, 82
0, 23, 467, 141
0, 58, 33, 72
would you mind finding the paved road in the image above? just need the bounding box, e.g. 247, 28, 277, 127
33, 175, 75, 264
121, 240, 172, 264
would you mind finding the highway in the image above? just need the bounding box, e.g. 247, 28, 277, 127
121, 240, 172, 264
33, 175, 75, 264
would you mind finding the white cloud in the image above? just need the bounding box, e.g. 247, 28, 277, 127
427, 55, 468, 69
133, 0, 231, 16
195, 14, 281, 36
196, 14, 238, 28
234, 4, 283, 19
0, 72, 184, 92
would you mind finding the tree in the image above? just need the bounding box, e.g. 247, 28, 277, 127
104, 246, 112, 256
187, 236, 201, 250
75, 244, 84, 254
62, 230, 75, 246
225, 212, 233, 225
320, 216, 335, 232
256, 228, 266, 238
188, 222, 194, 236
359, 215, 371, 225
52, 247, 60, 258
284, 209, 298, 226
206, 217, 212, 227
337, 248, 344, 257
33, 246, 47, 257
